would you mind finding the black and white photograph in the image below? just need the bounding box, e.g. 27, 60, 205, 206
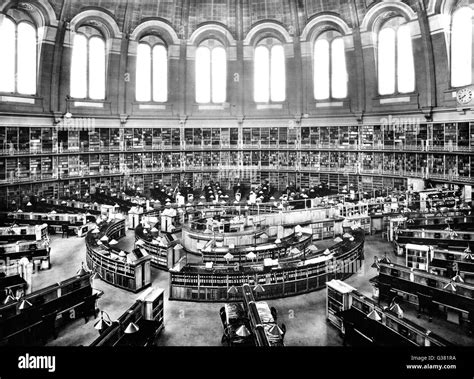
0, 0, 473, 377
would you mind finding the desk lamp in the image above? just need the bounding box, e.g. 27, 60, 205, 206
389, 303, 404, 318
94, 311, 113, 332
443, 281, 457, 292
371, 257, 380, 269
77, 262, 88, 276
253, 284, 265, 293
18, 298, 33, 311
367, 309, 382, 322
268, 325, 284, 337
124, 322, 140, 334
3, 289, 17, 305
236, 325, 250, 338
452, 271, 464, 283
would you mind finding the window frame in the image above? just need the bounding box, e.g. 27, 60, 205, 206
136, 37, 168, 103
195, 39, 227, 104
0, 16, 38, 96
377, 18, 416, 96
254, 39, 286, 103
450, 6, 473, 89
70, 28, 107, 100
313, 30, 348, 101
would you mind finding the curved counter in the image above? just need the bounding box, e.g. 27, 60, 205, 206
169, 229, 365, 302
86, 219, 152, 292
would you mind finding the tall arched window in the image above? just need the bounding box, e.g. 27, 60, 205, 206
313, 31, 348, 100
377, 17, 415, 95
70, 26, 106, 100
195, 39, 227, 103
0, 16, 37, 95
254, 39, 286, 102
451, 7, 473, 88
136, 36, 168, 102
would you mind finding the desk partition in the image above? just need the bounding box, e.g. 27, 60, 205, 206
169, 230, 365, 302
85, 219, 152, 292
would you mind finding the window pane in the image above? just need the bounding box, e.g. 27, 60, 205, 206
397, 24, 415, 93
211, 46, 226, 103
89, 37, 105, 100
196, 46, 211, 103
452, 7, 472, 87
331, 38, 347, 99
17, 22, 36, 95
378, 27, 396, 95
0, 17, 16, 93
254, 45, 269, 102
136, 43, 151, 101
314, 38, 330, 100
270, 44, 285, 102
70, 33, 87, 98
153, 45, 168, 102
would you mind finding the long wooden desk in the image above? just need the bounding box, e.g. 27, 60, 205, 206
371, 262, 474, 326
85, 219, 152, 292
0, 273, 101, 346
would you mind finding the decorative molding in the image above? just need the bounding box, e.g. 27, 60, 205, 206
188, 23, 237, 46
69, 10, 122, 39
360, 1, 418, 32
244, 22, 293, 45
300, 14, 353, 41
129, 20, 180, 45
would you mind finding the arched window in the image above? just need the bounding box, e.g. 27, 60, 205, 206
0, 16, 37, 95
377, 17, 415, 95
195, 39, 226, 103
254, 39, 286, 102
313, 31, 348, 100
70, 26, 106, 100
136, 36, 168, 102
451, 7, 472, 88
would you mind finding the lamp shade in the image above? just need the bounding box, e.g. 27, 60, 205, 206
371, 257, 380, 269
94, 315, 112, 331
227, 286, 239, 295
124, 322, 140, 334
268, 324, 284, 337
109, 239, 118, 245
236, 325, 251, 337
18, 299, 32, 310
452, 273, 464, 283
3, 294, 16, 305
443, 282, 457, 292
246, 252, 256, 260
100, 235, 109, 242
367, 309, 382, 321
253, 284, 265, 293
224, 253, 234, 261
390, 303, 404, 317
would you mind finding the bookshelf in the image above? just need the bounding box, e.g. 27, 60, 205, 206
405, 243, 431, 271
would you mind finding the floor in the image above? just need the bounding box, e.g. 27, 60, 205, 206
32, 230, 474, 347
